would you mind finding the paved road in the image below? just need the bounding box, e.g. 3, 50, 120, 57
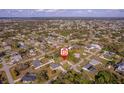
59, 66, 67, 73
2, 61, 14, 84
70, 59, 84, 73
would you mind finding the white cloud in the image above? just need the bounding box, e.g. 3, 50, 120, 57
87, 10, 92, 13
36, 9, 45, 12
76, 10, 83, 13
18, 10, 23, 12
36, 9, 60, 12
45, 9, 60, 12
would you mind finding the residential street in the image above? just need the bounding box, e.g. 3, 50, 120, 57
1, 61, 14, 84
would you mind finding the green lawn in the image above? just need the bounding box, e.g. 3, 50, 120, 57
60, 31, 71, 36
68, 50, 80, 64
10, 69, 18, 80
0, 63, 3, 68
0, 71, 9, 84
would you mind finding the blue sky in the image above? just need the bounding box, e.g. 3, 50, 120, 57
0, 9, 124, 17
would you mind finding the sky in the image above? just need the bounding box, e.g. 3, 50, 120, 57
0, 9, 124, 17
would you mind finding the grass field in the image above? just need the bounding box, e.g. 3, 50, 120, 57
0, 63, 3, 68
0, 71, 9, 84
10, 68, 18, 80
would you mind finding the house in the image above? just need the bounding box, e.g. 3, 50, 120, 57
29, 49, 36, 56
18, 42, 26, 49
4, 45, 11, 51
50, 63, 60, 70
2, 42, 7, 46
32, 59, 42, 69
103, 51, 115, 58
115, 60, 124, 75
11, 53, 22, 64
21, 73, 36, 83
74, 53, 80, 58
82, 63, 96, 72
86, 44, 101, 50
117, 62, 124, 71
70, 45, 81, 50
89, 59, 102, 66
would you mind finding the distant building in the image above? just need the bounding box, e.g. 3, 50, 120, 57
4, 45, 11, 51
18, 42, 26, 49
11, 53, 22, 64
32, 59, 42, 69
50, 63, 60, 70
115, 60, 124, 75
82, 63, 96, 72
29, 49, 36, 56
74, 53, 80, 58
21, 73, 36, 83
103, 51, 115, 58
86, 44, 101, 50
89, 59, 102, 66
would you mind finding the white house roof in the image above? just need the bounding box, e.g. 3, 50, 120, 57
89, 59, 101, 66
32, 60, 41, 68
87, 44, 101, 50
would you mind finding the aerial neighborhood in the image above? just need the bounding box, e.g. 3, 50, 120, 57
0, 19, 124, 84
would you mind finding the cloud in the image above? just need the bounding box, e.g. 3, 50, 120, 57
36, 9, 60, 12
36, 9, 45, 12
87, 10, 92, 13
17, 10, 23, 12
45, 9, 61, 13
0, 9, 124, 17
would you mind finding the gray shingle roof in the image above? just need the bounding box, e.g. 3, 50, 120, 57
32, 60, 41, 68
22, 73, 36, 82
117, 62, 124, 71
83, 63, 96, 72
83, 64, 92, 69
50, 63, 60, 68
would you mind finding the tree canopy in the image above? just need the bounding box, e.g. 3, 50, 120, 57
51, 70, 91, 84
95, 70, 119, 84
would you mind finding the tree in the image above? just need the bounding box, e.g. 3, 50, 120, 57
95, 70, 119, 84
106, 60, 115, 66
14, 69, 20, 76
38, 70, 49, 81
18, 48, 27, 57
51, 70, 91, 84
